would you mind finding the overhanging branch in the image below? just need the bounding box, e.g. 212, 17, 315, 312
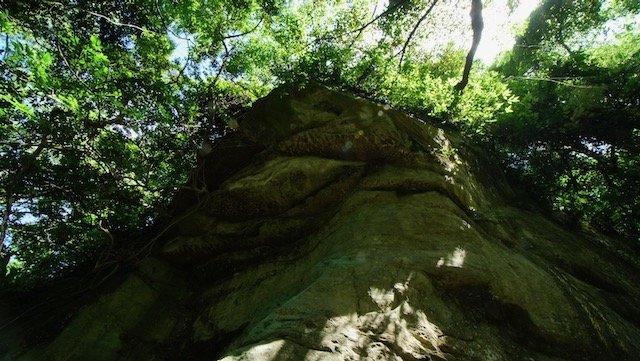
397, 0, 438, 70
455, 0, 484, 92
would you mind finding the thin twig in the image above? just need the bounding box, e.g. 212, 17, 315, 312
398, 0, 438, 70
1, 34, 8, 60
172, 42, 192, 84
44, 1, 158, 35
154, 0, 169, 32
85, 10, 150, 33
351, 0, 379, 45
223, 18, 264, 40
351, 0, 407, 37
54, 38, 93, 91
505, 76, 597, 89
213, 40, 231, 86
313, 0, 410, 44
154, 0, 194, 42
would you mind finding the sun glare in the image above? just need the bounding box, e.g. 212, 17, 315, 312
476, 0, 541, 63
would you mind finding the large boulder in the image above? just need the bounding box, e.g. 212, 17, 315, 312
3, 83, 640, 360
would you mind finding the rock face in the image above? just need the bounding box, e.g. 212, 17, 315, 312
3, 83, 640, 360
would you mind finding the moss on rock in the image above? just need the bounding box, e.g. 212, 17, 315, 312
6, 83, 640, 361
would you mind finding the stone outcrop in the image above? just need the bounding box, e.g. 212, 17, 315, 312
3, 83, 640, 360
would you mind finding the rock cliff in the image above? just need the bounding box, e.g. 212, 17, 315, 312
3, 83, 640, 360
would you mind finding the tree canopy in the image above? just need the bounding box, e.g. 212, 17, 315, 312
1, 0, 639, 288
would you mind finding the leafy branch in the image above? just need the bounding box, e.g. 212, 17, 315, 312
44, 1, 157, 35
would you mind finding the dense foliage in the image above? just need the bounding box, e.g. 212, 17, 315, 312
494, 0, 640, 240
0, 0, 638, 288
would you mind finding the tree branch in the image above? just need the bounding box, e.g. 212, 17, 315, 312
352, 0, 409, 36
504, 76, 596, 89
44, 1, 158, 35
86, 10, 150, 33
397, 0, 438, 70
313, 0, 410, 44
223, 18, 264, 40
1, 131, 50, 285
455, 0, 484, 92
1, 34, 8, 61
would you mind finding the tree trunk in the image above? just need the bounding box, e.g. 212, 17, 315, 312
0, 253, 8, 287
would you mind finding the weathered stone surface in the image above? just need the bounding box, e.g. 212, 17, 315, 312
4, 258, 191, 361
205, 156, 364, 220
4, 83, 640, 361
